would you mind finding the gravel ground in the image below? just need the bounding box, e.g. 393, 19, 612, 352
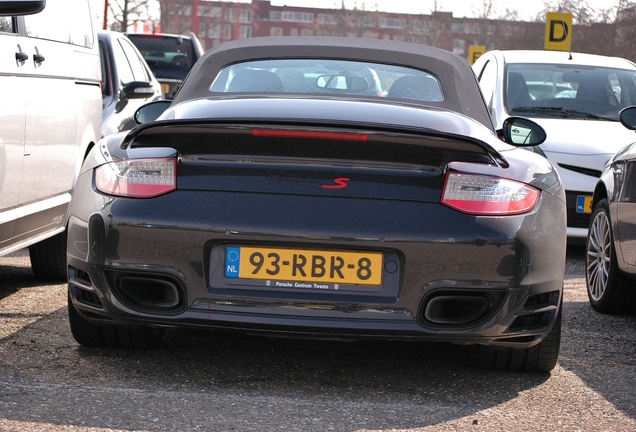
0, 246, 635, 431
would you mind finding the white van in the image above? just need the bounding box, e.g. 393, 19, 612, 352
0, 0, 101, 279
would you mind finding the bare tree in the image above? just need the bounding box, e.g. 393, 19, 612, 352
614, 0, 636, 60
536, 0, 596, 24
108, 0, 153, 32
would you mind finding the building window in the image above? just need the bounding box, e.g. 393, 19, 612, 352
281, 11, 314, 23
301, 28, 313, 36
453, 38, 465, 55
317, 13, 336, 24
178, 5, 192, 16
271, 27, 283, 36
240, 25, 252, 38
199, 6, 222, 18
410, 19, 431, 35
225, 8, 252, 23
223, 24, 232, 39
269, 11, 281, 21
290, 28, 299, 36
208, 23, 221, 39
379, 18, 405, 29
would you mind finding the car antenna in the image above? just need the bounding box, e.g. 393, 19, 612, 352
558, 11, 573, 60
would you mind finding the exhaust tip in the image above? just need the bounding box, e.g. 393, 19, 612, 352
108, 272, 185, 314
420, 290, 506, 328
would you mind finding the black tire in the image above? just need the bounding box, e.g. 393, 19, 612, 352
29, 231, 67, 281
470, 303, 562, 373
68, 294, 165, 350
586, 198, 636, 314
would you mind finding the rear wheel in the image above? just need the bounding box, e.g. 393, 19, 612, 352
68, 294, 164, 349
586, 198, 636, 314
470, 303, 562, 373
29, 231, 67, 281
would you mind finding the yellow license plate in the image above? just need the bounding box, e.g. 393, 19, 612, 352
161, 83, 170, 95
576, 195, 593, 213
224, 246, 383, 286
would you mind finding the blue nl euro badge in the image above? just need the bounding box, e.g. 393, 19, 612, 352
225, 246, 241, 278
576, 195, 592, 213
576, 196, 585, 213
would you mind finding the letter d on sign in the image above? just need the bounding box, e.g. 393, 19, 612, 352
545, 12, 572, 51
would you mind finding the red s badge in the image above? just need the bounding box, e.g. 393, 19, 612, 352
321, 177, 350, 189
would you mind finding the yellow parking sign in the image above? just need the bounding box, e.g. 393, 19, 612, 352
468, 45, 486, 65
545, 12, 572, 51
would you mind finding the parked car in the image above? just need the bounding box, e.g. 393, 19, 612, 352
125, 32, 204, 99
0, 0, 101, 280
473, 50, 636, 241
67, 36, 566, 372
99, 30, 162, 137
586, 106, 636, 314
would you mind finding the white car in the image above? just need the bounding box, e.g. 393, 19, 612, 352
0, 0, 101, 279
473, 50, 636, 240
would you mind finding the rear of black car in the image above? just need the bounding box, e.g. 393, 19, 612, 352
67, 99, 565, 372
126, 32, 204, 99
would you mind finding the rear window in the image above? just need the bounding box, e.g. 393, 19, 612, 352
209, 59, 444, 102
127, 35, 197, 76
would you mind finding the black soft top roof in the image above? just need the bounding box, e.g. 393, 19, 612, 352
172, 36, 493, 129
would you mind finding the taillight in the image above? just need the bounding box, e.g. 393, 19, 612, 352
441, 172, 539, 215
94, 158, 177, 198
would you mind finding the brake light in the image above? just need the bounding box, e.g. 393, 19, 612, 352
253, 129, 368, 141
441, 172, 539, 215
94, 158, 177, 198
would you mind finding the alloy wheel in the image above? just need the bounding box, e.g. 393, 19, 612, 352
586, 210, 611, 302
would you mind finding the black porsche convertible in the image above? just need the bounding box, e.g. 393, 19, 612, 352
66, 37, 566, 372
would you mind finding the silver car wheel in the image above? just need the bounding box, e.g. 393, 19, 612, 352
586, 209, 611, 302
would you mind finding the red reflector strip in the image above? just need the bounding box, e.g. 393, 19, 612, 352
253, 129, 368, 141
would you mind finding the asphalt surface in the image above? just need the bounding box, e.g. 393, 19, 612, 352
1, 245, 635, 431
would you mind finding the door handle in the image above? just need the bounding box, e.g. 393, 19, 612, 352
15, 51, 28, 62
33, 53, 45, 64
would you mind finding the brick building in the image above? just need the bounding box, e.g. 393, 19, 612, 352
157, 0, 610, 60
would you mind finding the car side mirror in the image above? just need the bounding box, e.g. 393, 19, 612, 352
500, 117, 546, 146
116, 81, 157, 113
0, 0, 45, 15
122, 81, 156, 100
619, 106, 636, 130
134, 100, 171, 124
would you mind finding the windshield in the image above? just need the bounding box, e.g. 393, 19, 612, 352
504, 63, 636, 121
210, 59, 444, 102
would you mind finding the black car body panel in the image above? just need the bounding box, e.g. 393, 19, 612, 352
67, 38, 566, 367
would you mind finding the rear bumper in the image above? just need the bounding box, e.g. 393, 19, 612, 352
67, 188, 566, 349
